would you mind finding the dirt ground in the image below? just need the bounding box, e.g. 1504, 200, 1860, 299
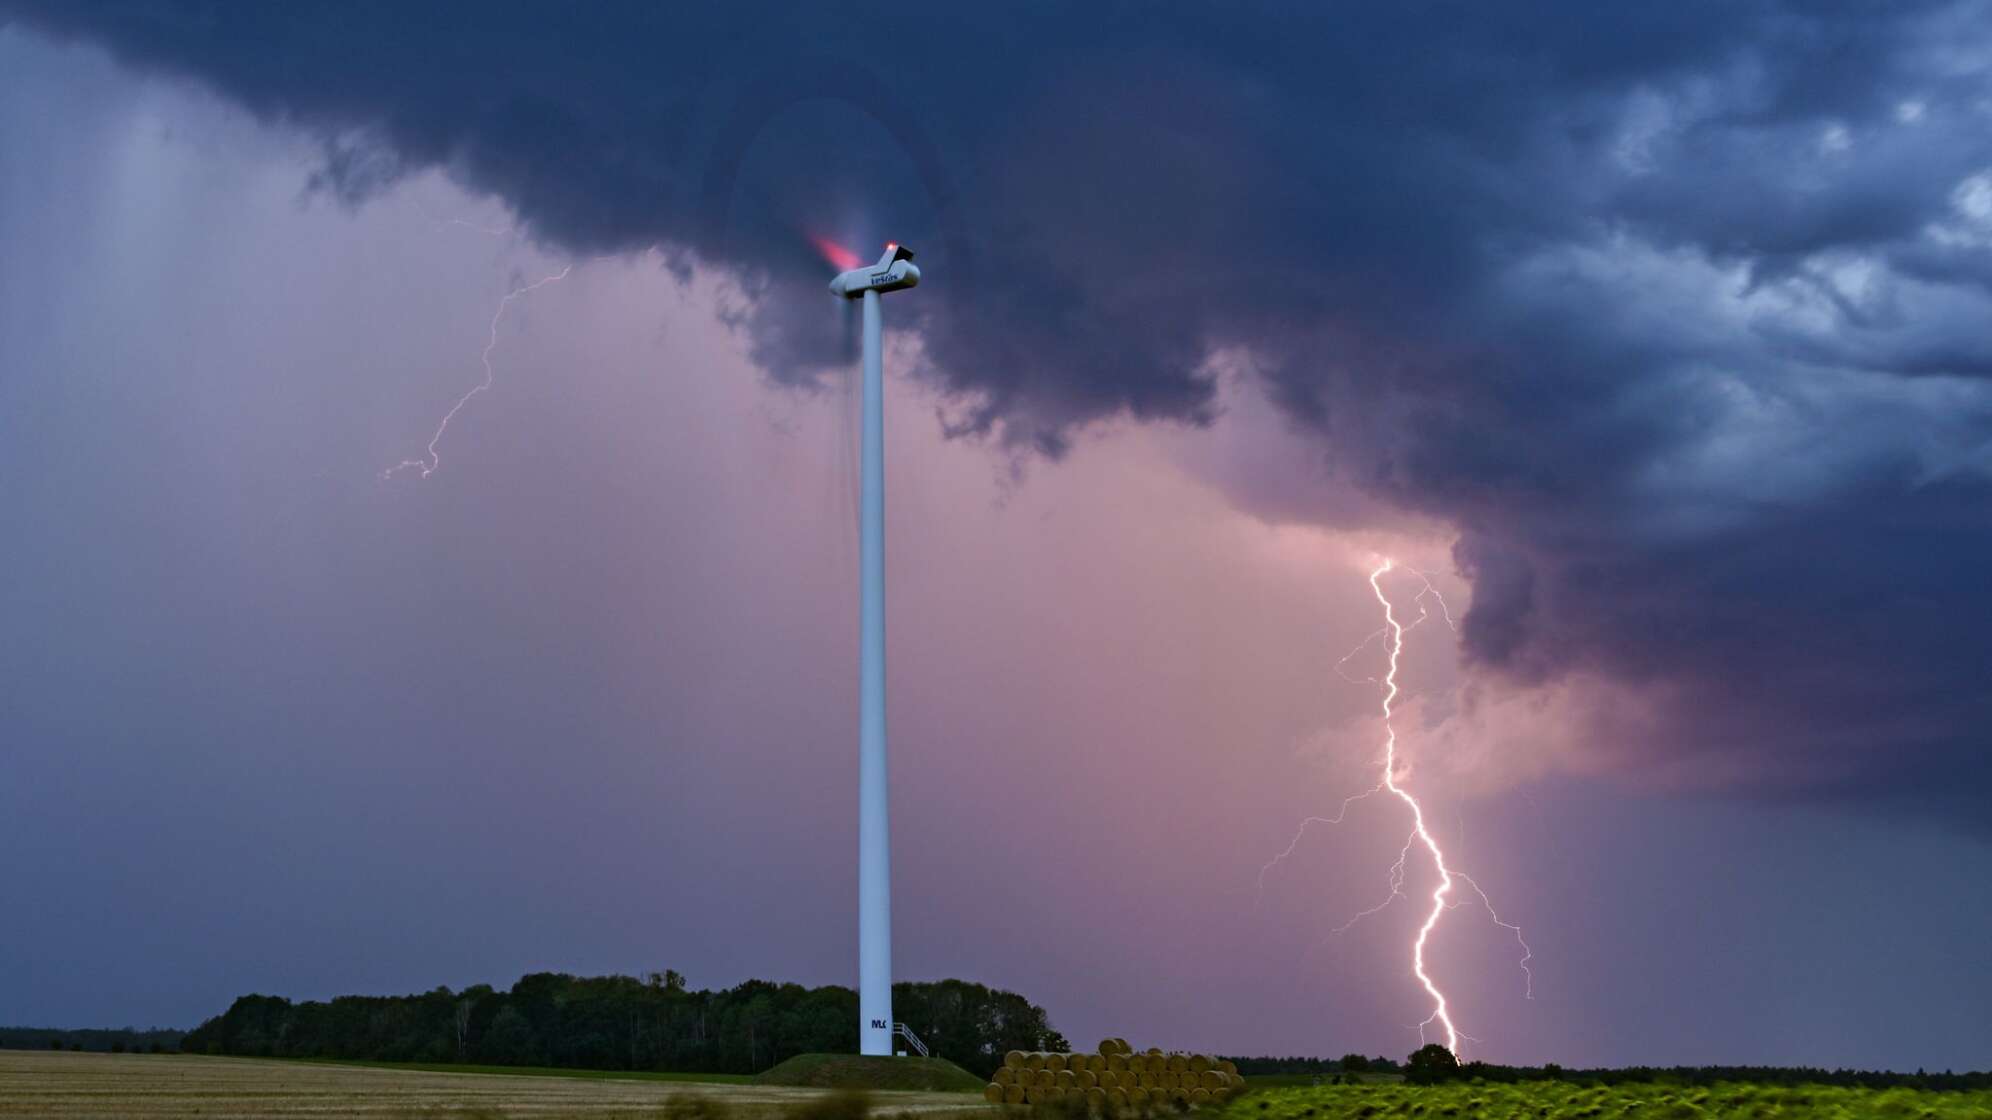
0, 1050, 997, 1119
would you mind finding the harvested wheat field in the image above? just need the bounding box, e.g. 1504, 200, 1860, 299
0, 1050, 999, 1119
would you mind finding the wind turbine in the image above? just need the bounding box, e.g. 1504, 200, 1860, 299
829, 243, 921, 1057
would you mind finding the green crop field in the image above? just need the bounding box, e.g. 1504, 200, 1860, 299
1219, 1079, 1992, 1120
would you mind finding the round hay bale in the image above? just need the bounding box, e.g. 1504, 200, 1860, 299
1005, 1084, 1027, 1106
1166, 1054, 1188, 1074
1056, 1069, 1078, 1089
993, 1067, 1016, 1086
1169, 1088, 1190, 1107
1035, 1069, 1056, 1089
1076, 1070, 1098, 1090
1108, 1088, 1129, 1110
1218, 1060, 1238, 1078
1158, 1072, 1179, 1090
1026, 1052, 1048, 1071
1210, 1088, 1230, 1104
1005, 1051, 1029, 1070
1135, 1071, 1156, 1088
1129, 1087, 1150, 1107
1096, 1039, 1119, 1057
1189, 1055, 1211, 1075
1189, 1088, 1211, 1106
1147, 1048, 1163, 1057
1085, 1087, 1108, 1107
984, 1084, 1006, 1104
1106, 1053, 1129, 1073
1091, 1054, 1110, 1073
1047, 1053, 1068, 1073
1201, 1071, 1223, 1091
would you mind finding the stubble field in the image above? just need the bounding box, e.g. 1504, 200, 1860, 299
0, 1050, 992, 1119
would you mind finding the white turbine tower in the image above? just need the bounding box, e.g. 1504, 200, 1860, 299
830, 243, 921, 1057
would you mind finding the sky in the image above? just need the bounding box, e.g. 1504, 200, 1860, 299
1, 1, 1989, 1072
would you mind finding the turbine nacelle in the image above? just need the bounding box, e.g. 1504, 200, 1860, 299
830, 243, 920, 298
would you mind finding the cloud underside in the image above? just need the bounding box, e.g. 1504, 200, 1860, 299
10, 0, 1992, 822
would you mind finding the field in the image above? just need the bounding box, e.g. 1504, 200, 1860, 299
0, 1050, 993, 1119
1223, 1080, 1992, 1119
12, 1052, 1992, 1120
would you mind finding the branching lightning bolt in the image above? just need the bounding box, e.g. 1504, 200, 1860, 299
1261, 559, 1532, 1057
382, 265, 573, 480
1331, 569, 1454, 686
1371, 558, 1471, 1051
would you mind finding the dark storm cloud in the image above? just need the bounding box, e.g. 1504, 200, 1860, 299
8, 0, 1992, 820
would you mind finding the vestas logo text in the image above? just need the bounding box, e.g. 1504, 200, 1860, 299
870, 272, 892, 285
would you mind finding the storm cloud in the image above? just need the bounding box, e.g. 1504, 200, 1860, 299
7, 0, 1992, 823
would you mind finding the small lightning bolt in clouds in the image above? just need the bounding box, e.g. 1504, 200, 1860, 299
1260, 560, 1532, 1057
382, 265, 573, 480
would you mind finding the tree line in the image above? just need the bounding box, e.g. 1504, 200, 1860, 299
181, 972, 1065, 1078
0, 1027, 186, 1053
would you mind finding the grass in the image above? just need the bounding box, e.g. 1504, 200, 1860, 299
1214, 1079, 1992, 1119
756, 1053, 986, 1093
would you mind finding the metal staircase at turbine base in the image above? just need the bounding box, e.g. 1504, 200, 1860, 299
891, 1023, 928, 1058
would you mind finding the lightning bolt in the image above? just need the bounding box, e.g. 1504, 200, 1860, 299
1261, 559, 1532, 1057
1369, 558, 1470, 1052
1330, 569, 1454, 686
382, 265, 573, 480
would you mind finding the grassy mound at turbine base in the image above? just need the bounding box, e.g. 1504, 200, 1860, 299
754, 1053, 983, 1092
